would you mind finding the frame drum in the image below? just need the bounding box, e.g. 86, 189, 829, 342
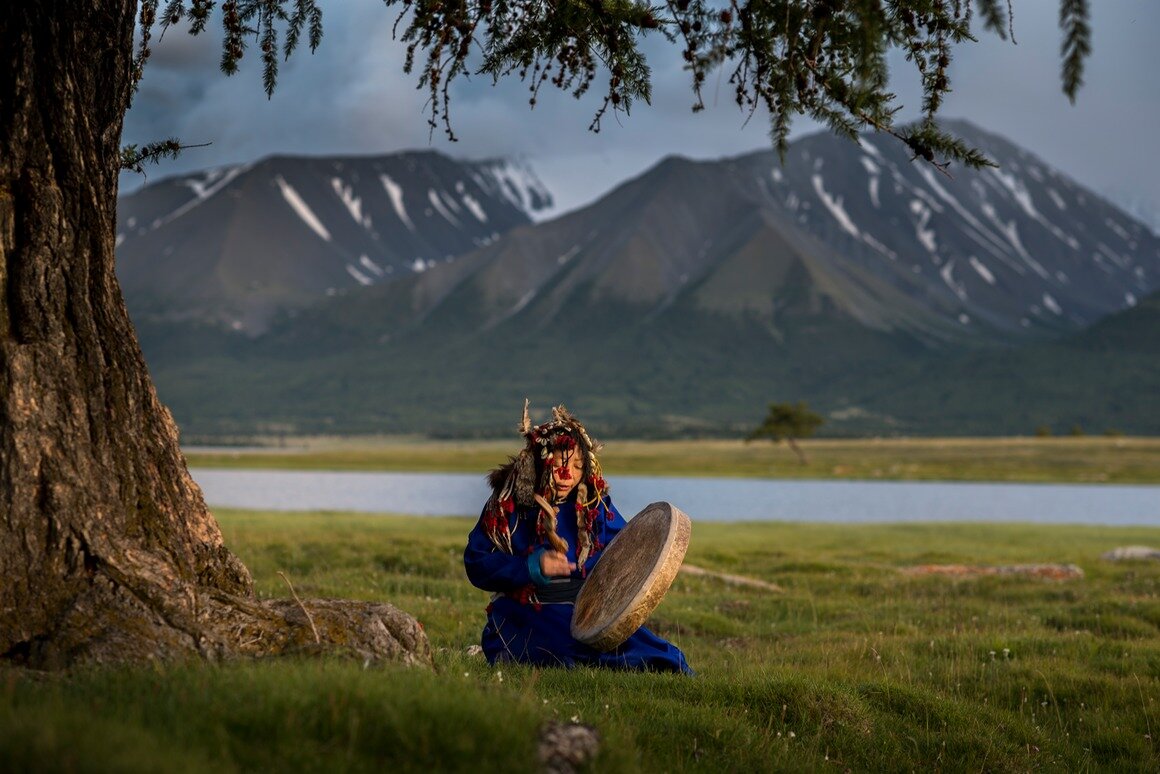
571, 501, 691, 651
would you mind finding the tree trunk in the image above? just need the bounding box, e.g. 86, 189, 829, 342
0, 3, 429, 669
787, 438, 808, 465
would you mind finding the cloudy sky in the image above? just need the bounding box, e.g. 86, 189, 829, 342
121, 1, 1160, 226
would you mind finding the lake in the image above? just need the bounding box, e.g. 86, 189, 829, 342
190, 469, 1160, 525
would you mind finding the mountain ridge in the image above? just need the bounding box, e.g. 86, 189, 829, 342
119, 120, 1160, 437
117, 149, 553, 332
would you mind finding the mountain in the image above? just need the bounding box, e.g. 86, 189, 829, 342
253, 119, 1159, 351
116, 151, 552, 332
851, 288, 1160, 436
728, 118, 1156, 338
123, 121, 1160, 437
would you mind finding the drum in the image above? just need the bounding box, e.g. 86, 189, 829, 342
570, 501, 692, 651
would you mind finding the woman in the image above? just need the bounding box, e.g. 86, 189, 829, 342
464, 402, 692, 673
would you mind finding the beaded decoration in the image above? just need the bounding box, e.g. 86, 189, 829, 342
483, 400, 610, 573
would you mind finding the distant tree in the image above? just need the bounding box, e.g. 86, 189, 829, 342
1069, 424, 1086, 437
1034, 425, 1053, 438
1, 1, 1094, 668
748, 401, 825, 464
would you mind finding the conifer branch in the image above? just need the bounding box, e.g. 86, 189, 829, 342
119, 140, 212, 176
127, 1, 1093, 175
1059, 0, 1090, 104
975, 0, 1015, 41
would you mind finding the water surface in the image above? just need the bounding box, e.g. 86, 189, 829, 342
190, 468, 1160, 525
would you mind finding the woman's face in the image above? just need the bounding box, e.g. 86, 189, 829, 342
550, 449, 585, 500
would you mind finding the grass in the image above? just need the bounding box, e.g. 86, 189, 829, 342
182, 436, 1160, 484
4, 510, 1160, 771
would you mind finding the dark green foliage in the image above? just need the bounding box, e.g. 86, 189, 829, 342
747, 400, 824, 462
748, 400, 825, 444
119, 138, 184, 174
134, 1, 325, 102
1059, 0, 1091, 102
136, 288, 1160, 439
126, 1, 1093, 171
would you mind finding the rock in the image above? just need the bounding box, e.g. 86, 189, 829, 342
538, 721, 601, 774
256, 598, 433, 666
1101, 546, 1160, 561
901, 563, 1084, 580
681, 564, 784, 592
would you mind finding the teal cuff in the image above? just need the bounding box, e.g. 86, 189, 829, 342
527, 548, 550, 586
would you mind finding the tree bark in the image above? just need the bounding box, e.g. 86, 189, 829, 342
0, 3, 429, 669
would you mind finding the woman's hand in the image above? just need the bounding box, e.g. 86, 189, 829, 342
539, 550, 576, 577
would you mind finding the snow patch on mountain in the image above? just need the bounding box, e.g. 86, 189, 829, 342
150, 164, 251, 229
811, 174, 860, 238
379, 174, 414, 231
968, 256, 996, 285
558, 245, 581, 265
346, 264, 373, 286
475, 158, 553, 221
276, 175, 331, 241
909, 199, 937, 253
1105, 218, 1133, 242
456, 181, 488, 222
980, 202, 1049, 279
990, 167, 1041, 220
428, 189, 460, 225
988, 167, 1080, 250
940, 259, 967, 300
359, 255, 385, 276
331, 177, 371, 228
184, 164, 247, 200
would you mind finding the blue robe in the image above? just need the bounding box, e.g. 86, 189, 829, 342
464, 496, 693, 674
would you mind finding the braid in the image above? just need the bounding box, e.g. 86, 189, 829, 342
533, 493, 569, 554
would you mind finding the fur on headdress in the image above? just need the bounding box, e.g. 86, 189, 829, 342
482, 399, 609, 568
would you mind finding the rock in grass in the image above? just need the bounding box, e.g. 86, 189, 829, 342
538, 721, 601, 774
1101, 546, 1160, 561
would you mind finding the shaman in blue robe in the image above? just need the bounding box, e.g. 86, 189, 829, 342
464, 496, 692, 674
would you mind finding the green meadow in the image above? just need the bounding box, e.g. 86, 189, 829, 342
184, 436, 1160, 484
4, 510, 1159, 771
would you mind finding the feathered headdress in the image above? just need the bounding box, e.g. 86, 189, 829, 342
483, 399, 609, 569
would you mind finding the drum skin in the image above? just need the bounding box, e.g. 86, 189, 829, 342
571, 502, 692, 651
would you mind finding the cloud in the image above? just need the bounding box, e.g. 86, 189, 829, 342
120, 1, 1160, 223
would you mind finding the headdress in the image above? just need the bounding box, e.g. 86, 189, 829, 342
483, 400, 609, 570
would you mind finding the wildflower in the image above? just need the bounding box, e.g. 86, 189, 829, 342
570, 715, 580, 723
788, 731, 796, 738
